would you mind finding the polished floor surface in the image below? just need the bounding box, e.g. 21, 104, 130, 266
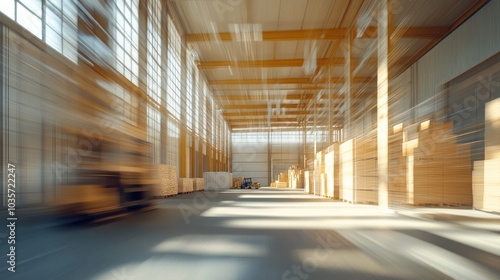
1, 188, 500, 279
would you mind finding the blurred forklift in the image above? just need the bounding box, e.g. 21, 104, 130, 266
232, 177, 261, 189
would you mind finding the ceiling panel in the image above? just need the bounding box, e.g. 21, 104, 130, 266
175, 0, 247, 33
274, 41, 298, 59
172, 0, 486, 130
277, 0, 309, 30
249, 0, 281, 30
301, 0, 335, 29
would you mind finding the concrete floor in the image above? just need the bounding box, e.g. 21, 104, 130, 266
1, 188, 500, 280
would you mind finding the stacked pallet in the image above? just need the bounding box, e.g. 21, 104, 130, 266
153, 165, 178, 197
314, 151, 325, 196
340, 140, 354, 202
388, 124, 407, 205
320, 173, 327, 197
473, 98, 500, 212
233, 177, 244, 188
304, 171, 311, 193
278, 173, 288, 184
271, 172, 288, 188
192, 178, 205, 191
324, 143, 339, 198
485, 98, 500, 159
472, 161, 484, 209
288, 165, 303, 189
411, 121, 472, 205
178, 178, 194, 193
354, 133, 378, 204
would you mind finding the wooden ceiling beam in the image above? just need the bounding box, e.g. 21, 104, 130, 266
222, 103, 320, 110
211, 78, 310, 85
226, 114, 342, 120
198, 58, 343, 69
211, 77, 373, 85
214, 93, 315, 101
187, 27, 448, 43
187, 28, 347, 43
228, 117, 300, 123
223, 111, 309, 117
214, 93, 346, 101
230, 122, 343, 130
212, 86, 332, 91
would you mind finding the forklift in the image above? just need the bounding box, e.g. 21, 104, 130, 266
239, 178, 261, 189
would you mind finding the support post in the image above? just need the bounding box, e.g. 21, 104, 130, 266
377, 0, 390, 209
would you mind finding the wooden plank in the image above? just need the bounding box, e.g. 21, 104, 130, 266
187, 26, 450, 43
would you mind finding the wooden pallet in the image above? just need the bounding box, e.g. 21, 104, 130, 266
178, 191, 193, 195
154, 194, 178, 199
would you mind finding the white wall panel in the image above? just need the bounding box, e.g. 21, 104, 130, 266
232, 153, 268, 163
414, 0, 500, 119
232, 143, 268, 153
233, 163, 269, 173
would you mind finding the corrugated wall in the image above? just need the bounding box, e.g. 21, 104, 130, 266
415, 0, 500, 119
232, 142, 269, 185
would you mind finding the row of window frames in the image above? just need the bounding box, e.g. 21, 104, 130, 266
2, 0, 66, 19
4, 1, 175, 51
4, 1, 141, 43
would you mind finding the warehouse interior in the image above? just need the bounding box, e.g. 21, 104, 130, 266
1, 0, 500, 279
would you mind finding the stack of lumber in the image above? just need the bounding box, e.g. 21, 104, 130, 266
324, 143, 339, 198
278, 173, 288, 183
354, 132, 378, 204
153, 165, 178, 197
288, 165, 303, 189
192, 178, 205, 191
304, 171, 311, 193
410, 121, 472, 205
473, 98, 500, 212
472, 161, 484, 209
314, 151, 325, 196
339, 136, 378, 204
272, 181, 288, 188
178, 178, 194, 193
233, 177, 244, 188
340, 140, 354, 202
388, 124, 407, 205
271, 172, 288, 188
320, 173, 327, 197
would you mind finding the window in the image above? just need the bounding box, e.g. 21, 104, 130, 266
147, 105, 161, 164
186, 51, 194, 129
193, 65, 200, 135
167, 118, 180, 168
147, 0, 161, 104
0, 0, 77, 62
113, 0, 139, 85
166, 16, 182, 119
46, 0, 78, 62
200, 81, 207, 140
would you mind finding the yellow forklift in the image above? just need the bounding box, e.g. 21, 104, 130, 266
239, 178, 261, 189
